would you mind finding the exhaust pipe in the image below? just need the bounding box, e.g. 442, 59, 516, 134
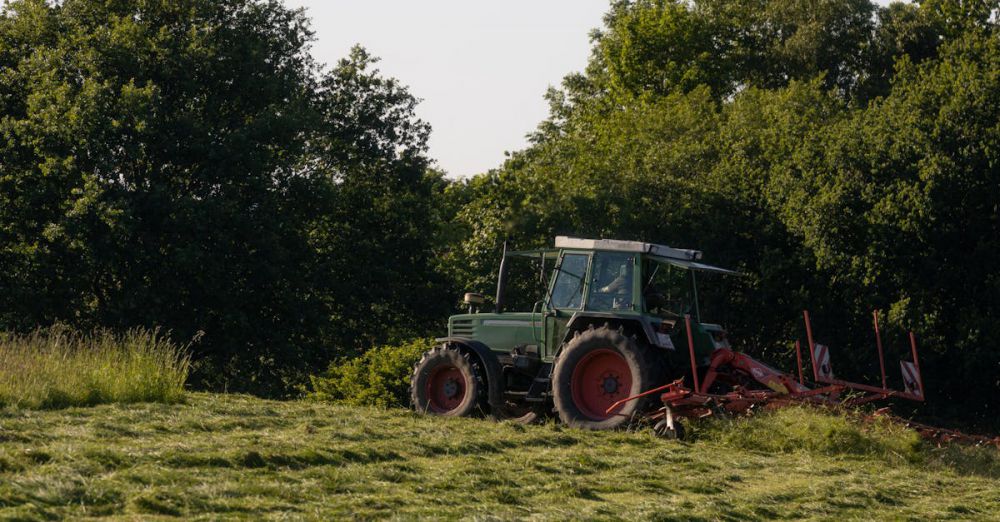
495, 241, 509, 313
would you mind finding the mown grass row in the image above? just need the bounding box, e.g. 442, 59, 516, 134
0, 394, 996, 520
0, 326, 190, 409
690, 406, 1000, 478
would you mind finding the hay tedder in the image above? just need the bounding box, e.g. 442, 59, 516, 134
607, 310, 928, 439
410, 237, 996, 447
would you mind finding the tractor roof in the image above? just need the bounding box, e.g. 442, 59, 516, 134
554, 236, 739, 275
554, 236, 702, 261
506, 237, 738, 275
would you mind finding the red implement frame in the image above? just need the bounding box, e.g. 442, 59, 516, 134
601, 310, 985, 448
802, 310, 924, 402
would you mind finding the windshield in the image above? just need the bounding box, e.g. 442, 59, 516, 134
549, 253, 588, 309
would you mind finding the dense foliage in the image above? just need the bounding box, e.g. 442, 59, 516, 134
2, 0, 999, 426
0, 0, 448, 395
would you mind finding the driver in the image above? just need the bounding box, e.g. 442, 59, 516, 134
598, 262, 632, 295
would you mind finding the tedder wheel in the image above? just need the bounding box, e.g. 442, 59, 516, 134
653, 418, 686, 440
411, 345, 483, 417
552, 325, 658, 430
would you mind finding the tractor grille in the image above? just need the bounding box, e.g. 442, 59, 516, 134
450, 319, 476, 337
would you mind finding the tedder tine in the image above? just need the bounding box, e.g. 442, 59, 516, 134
873, 311, 888, 391
802, 310, 831, 382
899, 332, 925, 401
799, 309, 926, 401
684, 314, 701, 394
795, 340, 804, 385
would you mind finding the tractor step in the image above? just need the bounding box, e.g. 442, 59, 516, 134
526, 376, 551, 400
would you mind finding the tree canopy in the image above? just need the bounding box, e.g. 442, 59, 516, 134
0, 0, 448, 394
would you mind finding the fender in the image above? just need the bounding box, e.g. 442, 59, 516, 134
558, 312, 661, 354
435, 337, 504, 413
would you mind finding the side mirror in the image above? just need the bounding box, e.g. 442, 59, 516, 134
464, 292, 485, 314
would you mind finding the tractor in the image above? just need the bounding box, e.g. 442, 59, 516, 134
410, 236, 737, 430
409, 237, 980, 445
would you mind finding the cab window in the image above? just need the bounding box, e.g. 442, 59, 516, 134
642, 260, 691, 318
550, 254, 588, 309
587, 252, 634, 310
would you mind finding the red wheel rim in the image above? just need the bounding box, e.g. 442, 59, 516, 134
425, 365, 467, 413
570, 348, 632, 420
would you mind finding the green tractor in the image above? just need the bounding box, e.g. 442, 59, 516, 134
410, 236, 737, 430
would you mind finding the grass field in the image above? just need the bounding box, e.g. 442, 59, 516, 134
1, 394, 998, 520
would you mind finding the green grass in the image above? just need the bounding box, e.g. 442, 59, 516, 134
0, 326, 190, 409
0, 394, 997, 520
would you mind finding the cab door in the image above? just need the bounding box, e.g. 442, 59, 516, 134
542, 251, 590, 360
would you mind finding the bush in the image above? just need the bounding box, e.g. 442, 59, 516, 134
309, 339, 433, 408
0, 326, 191, 409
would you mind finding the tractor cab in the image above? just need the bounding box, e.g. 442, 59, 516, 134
415, 236, 738, 428
494, 237, 737, 362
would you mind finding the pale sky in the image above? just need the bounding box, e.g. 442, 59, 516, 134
284, 1, 904, 179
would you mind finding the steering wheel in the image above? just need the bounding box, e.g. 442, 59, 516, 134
648, 295, 689, 318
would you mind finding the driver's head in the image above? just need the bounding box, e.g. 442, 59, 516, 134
599, 261, 620, 283
616, 262, 631, 282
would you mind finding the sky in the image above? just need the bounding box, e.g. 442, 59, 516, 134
283, 0, 904, 179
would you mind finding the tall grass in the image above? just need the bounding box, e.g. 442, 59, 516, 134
0, 326, 190, 409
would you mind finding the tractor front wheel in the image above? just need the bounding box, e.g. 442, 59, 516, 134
411, 345, 483, 416
552, 325, 656, 430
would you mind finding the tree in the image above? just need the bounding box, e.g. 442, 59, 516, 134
0, 0, 453, 395
0, 0, 327, 393
307, 47, 452, 353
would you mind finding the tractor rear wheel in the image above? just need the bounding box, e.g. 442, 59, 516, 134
552, 325, 657, 430
411, 345, 483, 417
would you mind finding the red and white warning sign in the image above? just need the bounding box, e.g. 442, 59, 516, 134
813, 343, 834, 380
900, 361, 923, 399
